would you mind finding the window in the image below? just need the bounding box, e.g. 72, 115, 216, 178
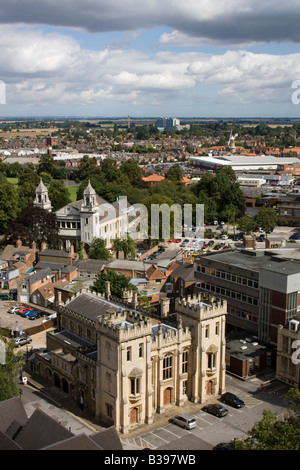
139, 343, 143, 358
106, 403, 113, 418
182, 350, 188, 374
215, 322, 219, 335
130, 377, 140, 395
205, 325, 209, 338
163, 354, 173, 380
207, 352, 216, 369
127, 346, 132, 361
182, 380, 187, 395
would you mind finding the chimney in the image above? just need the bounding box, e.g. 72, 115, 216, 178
16, 239, 22, 249
160, 297, 170, 318
132, 290, 138, 309
105, 281, 111, 300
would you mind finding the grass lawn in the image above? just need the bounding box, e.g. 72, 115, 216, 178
67, 185, 78, 202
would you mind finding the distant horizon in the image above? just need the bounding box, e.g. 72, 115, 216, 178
1, 116, 300, 122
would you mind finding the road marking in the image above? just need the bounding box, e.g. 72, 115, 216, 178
149, 431, 169, 443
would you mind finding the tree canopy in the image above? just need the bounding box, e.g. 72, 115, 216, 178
92, 269, 135, 298
5, 204, 59, 249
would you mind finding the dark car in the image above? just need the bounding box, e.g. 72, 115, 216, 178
29, 310, 46, 320
202, 404, 228, 417
220, 392, 245, 409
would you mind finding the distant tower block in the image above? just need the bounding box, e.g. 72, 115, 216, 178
128, 116, 130, 129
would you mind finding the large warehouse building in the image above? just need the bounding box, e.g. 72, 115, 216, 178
188, 155, 299, 172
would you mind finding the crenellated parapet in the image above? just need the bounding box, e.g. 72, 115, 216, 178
175, 293, 227, 321
97, 309, 153, 342
150, 320, 191, 350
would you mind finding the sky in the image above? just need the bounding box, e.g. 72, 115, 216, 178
1, 0, 300, 118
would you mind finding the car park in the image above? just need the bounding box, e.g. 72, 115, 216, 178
14, 336, 32, 348
169, 414, 196, 430
220, 392, 245, 409
202, 404, 229, 418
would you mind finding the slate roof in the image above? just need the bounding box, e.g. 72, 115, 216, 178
0, 398, 123, 450
24, 267, 52, 285
89, 426, 123, 450
64, 292, 126, 321
42, 434, 103, 450
13, 408, 74, 450
169, 262, 195, 282
0, 430, 23, 450
0, 397, 28, 433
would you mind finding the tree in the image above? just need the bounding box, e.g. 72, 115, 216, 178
5, 204, 59, 249
17, 181, 37, 209
48, 180, 71, 211
0, 182, 19, 234
165, 164, 183, 183
92, 270, 135, 298
232, 409, 300, 450
255, 207, 277, 233
88, 238, 111, 260
237, 215, 256, 234
120, 159, 143, 183
0, 330, 24, 401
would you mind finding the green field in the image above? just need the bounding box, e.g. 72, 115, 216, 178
67, 185, 78, 202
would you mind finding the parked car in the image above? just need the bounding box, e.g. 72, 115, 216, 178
220, 392, 245, 409
14, 336, 32, 348
169, 414, 196, 430
29, 310, 46, 320
221, 235, 228, 240
208, 240, 214, 246
202, 404, 229, 417
8, 306, 21, 314
16, 307, 29, 315
20, 308, 35, 317
0, 293, 13, 300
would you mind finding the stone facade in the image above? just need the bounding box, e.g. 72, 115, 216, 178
33, 289, 227, 434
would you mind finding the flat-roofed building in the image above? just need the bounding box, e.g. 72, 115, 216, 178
194, 250, 300, 347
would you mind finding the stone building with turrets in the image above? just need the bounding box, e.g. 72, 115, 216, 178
33, 180, 134, 252
33, 286, 227, 434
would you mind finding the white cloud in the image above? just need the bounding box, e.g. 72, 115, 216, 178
1, 25, 300, 114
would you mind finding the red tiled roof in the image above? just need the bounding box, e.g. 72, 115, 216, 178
146, 264, 166, 280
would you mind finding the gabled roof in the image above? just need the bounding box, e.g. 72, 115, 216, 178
146, 264, 166, 280
0, 397, 28, 434
169, 262, 195, 282
89, 426, 123, 450
13, 408, 74, 450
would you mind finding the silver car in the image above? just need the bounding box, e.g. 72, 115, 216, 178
14, 336, 32, 348
170, 414, 196, 430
